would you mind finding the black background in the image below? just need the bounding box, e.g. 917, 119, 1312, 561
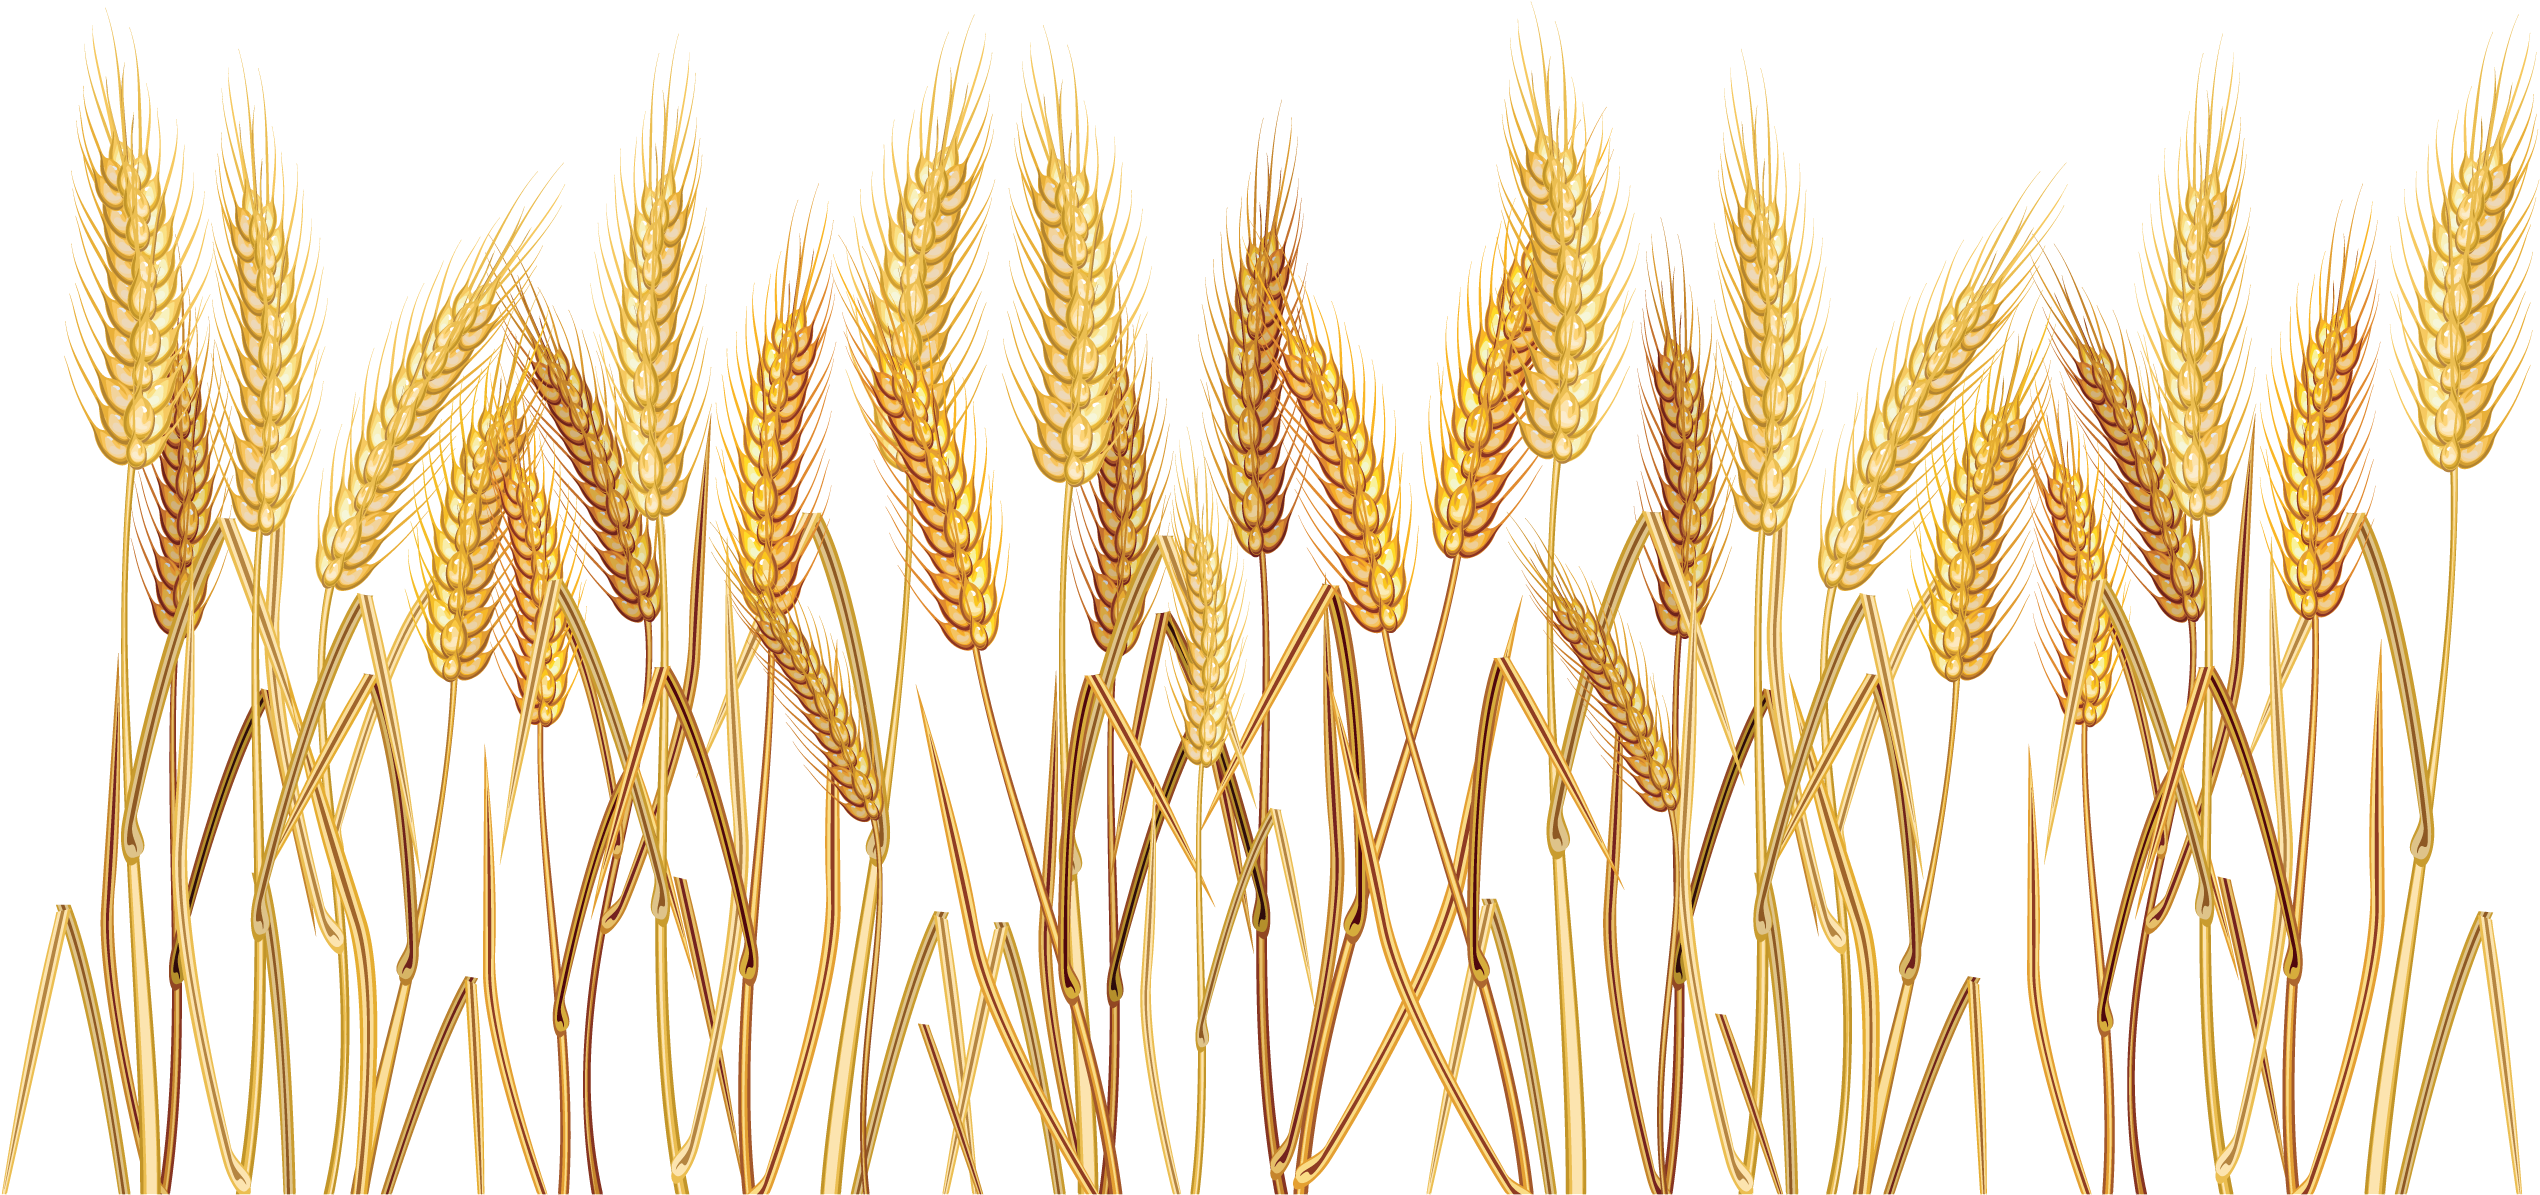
9, 4, 2529, 1189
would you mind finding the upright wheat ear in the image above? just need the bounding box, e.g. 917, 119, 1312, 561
1433, 244, 1535, 560
1533, 547, 1675, 812
2274, 228, 2371, 620
1087, 354, 1155, 651
1168, 486, 1238, 762
2148, 72, 2244, 520
500, 420, 574, 727
423, 378, 521, 682
1721, 87, 1817, 535
728, 234, 826, 624
1511, 47, 1617, 464
608, 73, 699, 520
315, 207, 539, 592
520, 291, 659, 623
1016, 61, 1131, 487
2035, 420, 2117, 726
1821, 194, 2046, 590
2046, 273, 2204, 623
1212, 143, 1296, 558
2408, 55, 2531, 473
222, 89, 314, 535
148, 327, 217, 635
1925, 348, 2038, 682
855, 56, 985, 480
1643, 252, 1722, 636
1284, 301, 1410, 634
757, 606, 881, 821
79, 46, 185, 469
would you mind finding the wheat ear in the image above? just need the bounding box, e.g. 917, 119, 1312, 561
854, 55, 987, 479
1925, 347, 2039, 682
1432, 242, 1536, 560
1511, 46, 1618, 464
313, 206, 540, 592
1284, 300, 1410, 634
423, 376, 522, 683
1532, 547, 1676, 812
1212, 142, 1296, 559
519, 289, 660, 623
1015, 58, 1131, 487
608, 72, 700, 520
2034, 419, 2118, 727
757, 607, 881, 821
2273, 226, 2372, 621
1168, 482, 1239, 762
500, 417, 574, 727
221, 87, 314, 535
1644, 250, 1723, 636
78, 44, 186, 469
146, 325, 218, 635
727, 232, 828, 623
2408, 54, 2531, 472
1820, 193, 2047, 590
1721, 87, 1818, 535
1087, 353, 1155, 651
2147, 70, 2244, 520
2046, 272, 2205, 623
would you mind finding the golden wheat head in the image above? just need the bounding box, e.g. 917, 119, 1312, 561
1721, 84, 1818, 535
1014, 57, 1131, 488
2274, 225, 2372, 621
520, 289, 661, 623
855, 53, 988, 482
78, 44, 186, 470
1532, 545, 1676, 812
2034, 419, 2118, 727
757, 606, 882, 821
221, 87, 315, 536
1510, 42, 1618, 464
1924, 345, 2039, 682
1284, 300, 1410, 634
146, 324, 218, 636
1087, 352, 1155, 651
2146, 70, 2245, 521
726, 231, 828, 625
500, 418, 575, 727
2408, 52, 2531, 472
1212, 139, 1296, 559
608, 72, 700, 521
1643, 250, 1723, 637
1431, 242, 1536, 560
2045, 269, 2205, 623
1168, 482, 1239, 763
422, 377, 522, 682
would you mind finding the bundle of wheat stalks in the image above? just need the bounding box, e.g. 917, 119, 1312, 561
11, 28, 2532, 1194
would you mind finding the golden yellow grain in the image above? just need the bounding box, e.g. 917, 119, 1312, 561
1534, 548, 1675, 812
1283, 301, 1410, 634
500, 418, 574, 727
2147, 73, 2244, 520
1210, 144, 1296, 559
1510, 47, 1617, 464
757, 606, 881, 821
727, 234, 826, 624
1431, 243, 1535, 561
853, 56, 986, 480
146, 326, 217, 635
2407, 55, 2531, 472
2046, 274, 2205, 624
221, 89, 314, 535
1015, 60, 1131, 488
607, 74, 700, 521
1168, 486, 1238, 763
78, 45, 185, 470
2034, 421, 2118, 727
519, 291, 660, 623
2274, 228, 2372, 621
1643, 254, 1721, 637
1721, 87, 1817, 535
423, 378, 521, 683
1924, 348, 2038, 682
1087, 354, 1155, 652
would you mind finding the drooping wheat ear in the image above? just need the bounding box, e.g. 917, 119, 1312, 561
221, 88, 314, 535
854, 53, 987, 480
1015, 58, 1132, 487
1820, 193, 2048, 590
1283, 300, 1410, 634
78, 45, 185, 469
500, 419, 574, 728
313, 206, 540, 592
756, 606, 881, 821
2035, 420, 2118, 727
1924, 346, 2039, 682
2045, 272, 2205, 623
2274, 227, 2372, 621
1510, 44, 1617, 464
2146, 70, 2244, 520
1210, 141, 1296, 558
519, 289, 660, 624
147, 326, 218, 635
1720, 85, 1819, 534
1643, 250, 1722, 637
728, 232, 827, 624
1432, 242, 1536, 560
422, 377, 522, 683
2408, 54, 2531, 472
1086, 353, 1154, 651
607, 72, 700, 521
1168, 484, 1238, 763
1532, 546, 1675, 813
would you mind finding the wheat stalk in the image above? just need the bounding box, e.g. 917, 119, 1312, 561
1924, 348, 2038, 682
220, 88, 314, 535
1212, 144, 1296, 559
518, 290, 660, 623
2034, 420, 2118, 727
1168, 487, 1238, 762
2046, 272, 2205, 623
1532, 549, 1676, 812
2274, 227, 2372, 621
1283, 300, 1410, 634
1432, 243, 1535, 560
607, 73, 700, 521
1721, 89, 1818, 535
1087, 354, 1155, 651
2408, 56, 2530, 473
78, 44, 186, 471
757, 606, 882, 821
313, 207, 538, 592
1820, 195, 2045, 590
1015, 60, 1131, 488
499, 414, 574, 727
423, 377, 521, 683
2147, 72, 2244, 521
146, 326, 217, 635
1511, 47, 1617, 465
1644, 249, 1722, 635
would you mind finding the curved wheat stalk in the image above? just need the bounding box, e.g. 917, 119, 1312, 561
1432, 243, 1535, 560
2045, 270, 2205, 623
2147, 69, 2244, 520
607, 71, 700, 520
221, 86, 315, 535
1821, 193, 2047, 590
2034, 420, 2118, 727
79, 43, 186, 470
1087, 353, 1155, 651
423, 378, 522, 683
1015, 58, 1131, 487
500, 420, 574, 727
2274, 225, 2372, 621
1644, 250, 1723, 636
1169, 488, 1238, 762
1212, 140, 1296, 558
147, 327, 217, 635
1721, 85, 1818, 535
2408, 55, 2531, 473
1925, 348, 2039, 682
519, 289, 659, 623
756, 606, 881, 821
1284, 300, 1409, 634
1511, 45, 1617, 464
1532, 546, 1675, 812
